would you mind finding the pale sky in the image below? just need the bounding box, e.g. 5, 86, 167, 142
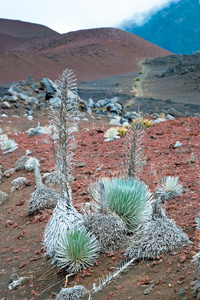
1, 0, 179, 33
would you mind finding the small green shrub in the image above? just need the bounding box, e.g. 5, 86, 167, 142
55, 229, 100, 273
115, 82, 120, 86
132, 94, 136, 98
136, 77, 140, 81
126, 104, 130, 108
138, 71, 143, 74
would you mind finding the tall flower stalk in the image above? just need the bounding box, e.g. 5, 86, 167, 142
124, 117, 145, 179
43, 69, 83, 257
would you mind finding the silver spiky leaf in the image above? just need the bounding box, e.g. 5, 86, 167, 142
25, 157, 40, 172
43, 69, 84, 257
15, 156, 30, 171
27, 187, 59, 215
42, 169, 60, 186
27, 160, 59, 215
122, 117, 146, 178
55, 228, 100, 273
125, 200, 191, 260
196, 213, 200, 230
89, 177, 152, 231
91, 256, 136, 294
84, 210, 129, 253
43, 201, 84, 258
155, 176, 183, 202
192, 252, 200, 299
55, 286, 89, 300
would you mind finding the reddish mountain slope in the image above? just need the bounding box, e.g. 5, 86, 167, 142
0, 19, 59, 38
0, 20, 171, 85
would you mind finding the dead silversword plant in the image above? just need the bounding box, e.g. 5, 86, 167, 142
125, 198, 191, 260
191, 215, 200, 298
55, 285, 90, 300
27, 159, 59, 215
124, 117, 146, 178
196, 213, 200, 230
43, 125, 60, 186
43, 69, 83, 258
85, 181, 129, 253
192, 249, 200, 298
56, 256, 137, 299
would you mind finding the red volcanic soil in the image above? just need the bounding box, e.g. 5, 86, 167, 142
0, 19, 171, 85
0, 113, 199, 299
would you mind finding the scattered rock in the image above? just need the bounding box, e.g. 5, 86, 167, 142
8, 274, 31, 291
178, 288, 187, 298
166, 114, 175, 120
4, 168, 15, 177
144, 284, 154, 295
152, 118, 167, 124
173, 141, 182, 148
168, 108, 183, 118
0, 190, 8, 206
1, 101, 11, 109
39, 78, 57, 99
11, 177, 26, 192
179, 254, 187, 263
77, 163, 86, 168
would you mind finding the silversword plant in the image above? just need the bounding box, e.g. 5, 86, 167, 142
43, 69, 83, 258
55, 228, 100, 273
155, 176, 183, 202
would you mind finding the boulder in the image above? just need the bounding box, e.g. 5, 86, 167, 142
87, 98, 95, 108
18, 94, 38, 105
1, 101, 11, 109
49, 97, 60, 107
10, 95, 19, 102
111, 96, 120, 103
39, 78, 57, 99
86, 107, 92, 114
168, 108, 183, 118
166, 114, 175, 120
7, 85, 21, 95
97, 98, 111, 107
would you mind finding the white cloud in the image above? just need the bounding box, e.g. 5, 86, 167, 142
1, 0, 179, 33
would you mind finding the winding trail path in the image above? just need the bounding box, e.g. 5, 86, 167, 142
126, 60, 150, 106
136, 60, 150, 97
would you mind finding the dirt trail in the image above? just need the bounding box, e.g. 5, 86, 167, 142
136, 60, 150, 97
126, 61, 150, 106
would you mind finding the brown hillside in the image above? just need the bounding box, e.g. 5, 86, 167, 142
0, 21, 171, 85
0, 19, 59, 38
